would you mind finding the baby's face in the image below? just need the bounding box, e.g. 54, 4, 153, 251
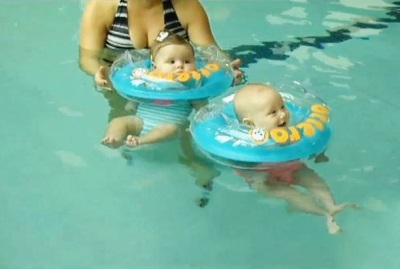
250, 90, 290, 131
153, 44, 195, 74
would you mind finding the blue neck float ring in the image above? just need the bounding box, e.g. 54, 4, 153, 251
109, 46, 235, 104
190, 82, 333, 167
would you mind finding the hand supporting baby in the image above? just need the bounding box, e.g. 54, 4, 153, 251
94, 66, 112, 92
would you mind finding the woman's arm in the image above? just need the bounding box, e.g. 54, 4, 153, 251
79, 0, 117, 76
175, 0, 217, 46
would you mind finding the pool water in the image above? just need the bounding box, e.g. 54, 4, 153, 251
1, 1, 399, 268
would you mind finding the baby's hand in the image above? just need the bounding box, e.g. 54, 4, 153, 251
231, 58, 244, 86
94, 66, 112, 92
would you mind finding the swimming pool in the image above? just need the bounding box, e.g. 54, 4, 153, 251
1, 0, 399, 268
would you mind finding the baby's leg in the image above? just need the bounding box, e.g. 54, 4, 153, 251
102, 116, 142, 148
255, 181, 342, 235
179, 129, 220, 184
125, 100, 139, 113
126, 123, 181, 147
256, 182, 327, 215
179, 129, 220, 204
295, 167, 359, 215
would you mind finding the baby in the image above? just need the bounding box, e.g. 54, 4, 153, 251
102, 30, 205, 148
233, 83, 358, 234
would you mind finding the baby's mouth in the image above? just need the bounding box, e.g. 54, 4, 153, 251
278, 122, 287, 127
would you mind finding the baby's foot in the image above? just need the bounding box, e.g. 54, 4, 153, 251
125, 135, 140, 148
326, 214, 342, 235
102, 119, 129, 149
329, 203, 360, 215
102, 136, 124, 149
196, 197, 210, 208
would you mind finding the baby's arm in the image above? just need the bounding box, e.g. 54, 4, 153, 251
126, 123, 181, 147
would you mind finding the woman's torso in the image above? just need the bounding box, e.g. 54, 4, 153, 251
105, 0, 189, 50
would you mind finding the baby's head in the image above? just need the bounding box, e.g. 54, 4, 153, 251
150, 30, 195, 74
233, 83, 290, 131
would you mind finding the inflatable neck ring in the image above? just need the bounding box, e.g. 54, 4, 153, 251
190, 82, 333, 168
109, 46, 235, 104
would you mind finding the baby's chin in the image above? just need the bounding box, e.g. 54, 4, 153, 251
158, 69, 173, 74
175, 69, 192, 74
253, 117, 291, 130
258, 122, 287, 130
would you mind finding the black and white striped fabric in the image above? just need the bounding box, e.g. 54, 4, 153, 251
136, 102, 192, 135
105, 0, 189, 50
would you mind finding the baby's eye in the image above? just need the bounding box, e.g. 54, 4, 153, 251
269, 110, 277, 115
281, 105, 285, 109
167, 60, 175, 64
184, 60, 191, 64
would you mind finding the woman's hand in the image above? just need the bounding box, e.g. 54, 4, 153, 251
94, 66, 112, 91
231, 58, 244, 86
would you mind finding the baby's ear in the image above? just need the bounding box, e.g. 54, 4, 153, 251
242, 118, 255, 126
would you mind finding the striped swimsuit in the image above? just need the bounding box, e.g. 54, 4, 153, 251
136, 102, 192, 135
105, 0, 192, 135
105, 0, 189, 50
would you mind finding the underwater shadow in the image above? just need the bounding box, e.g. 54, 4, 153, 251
227, 2, 400, 68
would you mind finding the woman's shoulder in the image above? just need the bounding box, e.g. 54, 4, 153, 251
172, 0, 207, 23
84, 0, 119, 17
82, 0, 119, 26
172, 0, 203, 11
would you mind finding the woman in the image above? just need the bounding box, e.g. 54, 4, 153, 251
79, 0, 243, 90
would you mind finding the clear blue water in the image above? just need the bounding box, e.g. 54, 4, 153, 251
1, 1, 399, 268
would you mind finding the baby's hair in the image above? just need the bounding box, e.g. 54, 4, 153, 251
233, 83, 260, 122
150, 30, 194, 61
234, 83, 281, 123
